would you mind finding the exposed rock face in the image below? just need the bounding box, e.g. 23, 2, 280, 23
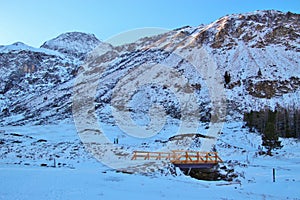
246, 77, 300, 99
0, 10, 299, 126
206, 10, 300, 50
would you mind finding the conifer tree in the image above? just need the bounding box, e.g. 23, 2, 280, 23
261, 110, 282, 155
257, 68, 262, 77
224, 71, 231, 85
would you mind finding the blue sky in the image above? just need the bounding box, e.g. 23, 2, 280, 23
1, 0, 299, 47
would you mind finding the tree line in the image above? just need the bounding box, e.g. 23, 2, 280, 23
244, 108, 300, 154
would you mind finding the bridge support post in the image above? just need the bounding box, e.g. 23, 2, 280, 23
187, 168, 192, 175
273, 168, 276, 182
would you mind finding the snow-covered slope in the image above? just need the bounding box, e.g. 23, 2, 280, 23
0, 122, 299, 199
1, 10, 299, 126
0, 42, 62, 56
0, 32, 106, 125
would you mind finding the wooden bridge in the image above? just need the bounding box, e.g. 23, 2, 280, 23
131, 150, 223, 169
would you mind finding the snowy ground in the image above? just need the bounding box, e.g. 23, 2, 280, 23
0, 122, 299, 200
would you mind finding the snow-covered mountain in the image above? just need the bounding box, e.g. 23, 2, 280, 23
0, 10, 299, 126
41, 32, 102, 60
0, 10, 300, 199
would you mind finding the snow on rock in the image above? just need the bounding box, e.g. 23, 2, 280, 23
0, 10, 299, 126
41, 32, 102, 60
0, 41, 63, 57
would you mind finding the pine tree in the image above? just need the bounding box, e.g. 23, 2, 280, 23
284, 109, 292, 137
257, 68, 262, 77
262, 110, 282, 155
224, 71, 231, 85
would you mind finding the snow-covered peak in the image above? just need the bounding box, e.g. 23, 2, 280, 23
41, 32, 102, 59
212, 10, 298, 31
0, 41, 62, 56
0, 42, 33, 52
11, 41, 27, 46
213, 10, 288, 24
184, 10, 300, 49
226, 10, 284, 19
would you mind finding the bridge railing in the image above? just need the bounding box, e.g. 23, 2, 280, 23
131, 150, 223, 164
170, 150, 223, 164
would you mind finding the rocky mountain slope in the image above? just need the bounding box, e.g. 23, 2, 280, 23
41, 32, 102, 61
0, 10, 299, 126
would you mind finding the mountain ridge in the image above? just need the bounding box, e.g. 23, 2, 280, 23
0, 10, 299, 126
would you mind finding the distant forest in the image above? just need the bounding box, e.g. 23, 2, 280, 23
243, 108, 300, 154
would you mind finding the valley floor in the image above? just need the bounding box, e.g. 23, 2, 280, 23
0, 122, 299, 200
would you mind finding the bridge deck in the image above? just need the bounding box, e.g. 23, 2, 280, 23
131, 150, 223, 167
